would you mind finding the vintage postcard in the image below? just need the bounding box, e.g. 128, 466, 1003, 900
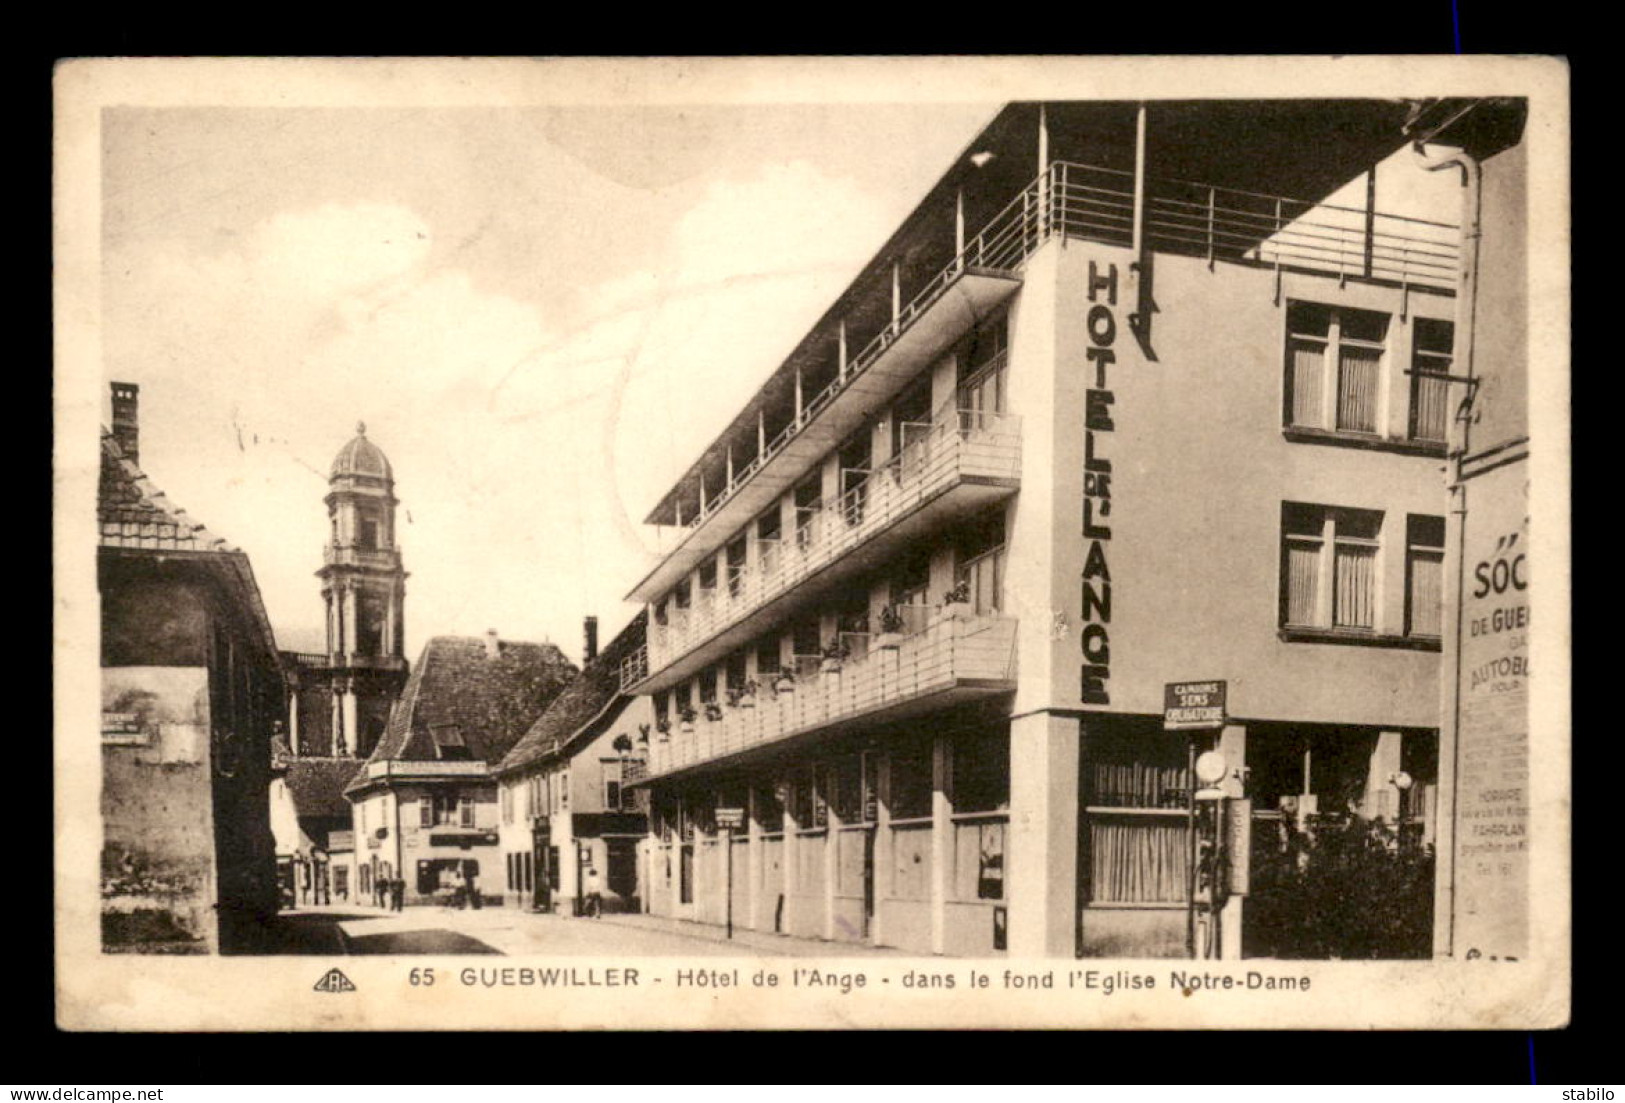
53, 55, 1570, 1031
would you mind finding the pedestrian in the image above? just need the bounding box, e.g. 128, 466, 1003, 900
392, 877, 404, 912
584, 866, 602, 918
468, 873, 482, 910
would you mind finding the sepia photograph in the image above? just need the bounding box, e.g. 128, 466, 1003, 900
53, 55, 1569, 1031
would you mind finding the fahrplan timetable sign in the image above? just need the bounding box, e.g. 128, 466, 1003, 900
1163, 681, 1227, 731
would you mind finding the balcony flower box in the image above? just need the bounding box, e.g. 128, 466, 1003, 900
941, 582, 973, 621
821, 639, 850, 674
677, 707, 697, 735
772, 674, 796, 696
875, 606, 906, 649
729, 681, 759, 709
704, 702, 724, 723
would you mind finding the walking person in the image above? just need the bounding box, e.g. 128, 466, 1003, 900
584, 865, 603, 918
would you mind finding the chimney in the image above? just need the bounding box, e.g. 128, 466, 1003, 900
110, 382, 140, 465
583, 616, 599, 664
484, 629, 500, 659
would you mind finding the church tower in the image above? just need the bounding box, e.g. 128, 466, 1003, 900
315, 422, 410, 757
284, 423, 410, 760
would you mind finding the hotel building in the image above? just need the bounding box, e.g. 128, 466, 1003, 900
622, 100, 1482, 958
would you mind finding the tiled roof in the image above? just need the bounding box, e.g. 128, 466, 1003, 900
99, 430, 238, 552
285, 758, 367, 819
98, 427, 279, 659
354, 636, 577, 785
498, 611, 647, 776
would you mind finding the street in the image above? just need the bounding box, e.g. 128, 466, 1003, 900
255, 903, 907, 958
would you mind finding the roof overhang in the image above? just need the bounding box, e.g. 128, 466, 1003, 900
630, 98, 1428, 585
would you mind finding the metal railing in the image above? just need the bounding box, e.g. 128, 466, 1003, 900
664, 160, 1456, 540
645, 615, 1018, 778
633, 404, 1021, 687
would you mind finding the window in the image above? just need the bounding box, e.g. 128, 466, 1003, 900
755, 637, 781, 677
891, 374, 935, 477
1085, 722, 1192, 904
725, 652, 747, 696
359, 516, 380, 550
1406, 515, 1445, 638
1285, 302, 1388, 436
1281, 503, 1383, 633
602, 758, 626, 812
791, 616, 822, 671
430, 723, 471, 760
951, 729, 1009, 814
956, 506, 1007, 614
827, 755, 865, 822
726, 536, 747, 598
422, 791, 468, 828
960, 313, 1009, 429
1410, 318, 1454, 443
838, 429, 872, 526
500, 786, 513, 825
756, 508, 783, 577
356, 593, 385, 656
697, 560, 717, 607
754, 779, 785, 830
794, 477, 822, 551
888, 740, 933, 821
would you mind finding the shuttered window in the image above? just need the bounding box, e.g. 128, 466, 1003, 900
1285, 302, 1389, 437
1410, 318, 1455, 443
1406, 515, 1446, 638
1281, 503, 1384, 634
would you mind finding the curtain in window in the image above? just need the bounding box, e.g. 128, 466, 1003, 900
1333, 543, 1377, 628
1337, 346, 1382, 432
1409, 551, 1443, 636
1089, 818, 1187, 903
1289, 340, 1325, 428
1285, 542, 1321, 625
1412, 372, 1450, 442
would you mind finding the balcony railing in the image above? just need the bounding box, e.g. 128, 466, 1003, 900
659, 161, 1456, 543
323, 545, 403, 570
644, 615, 1018, 779
631, 407, 1021, 689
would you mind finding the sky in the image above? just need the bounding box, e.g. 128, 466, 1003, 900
97, 89, 1460, 665
100, 100, 997, 659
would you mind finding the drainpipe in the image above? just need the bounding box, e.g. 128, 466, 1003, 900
1410, 139, 1482, 959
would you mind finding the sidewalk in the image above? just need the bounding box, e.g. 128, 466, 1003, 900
580, 910, 908, 957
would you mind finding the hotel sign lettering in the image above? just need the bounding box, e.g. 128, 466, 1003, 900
1079, 259, 1118, 705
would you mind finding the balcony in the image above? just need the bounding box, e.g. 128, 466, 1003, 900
626, 406, 1021, 692
640, 615, 1018, 783
323, 545, 403, 571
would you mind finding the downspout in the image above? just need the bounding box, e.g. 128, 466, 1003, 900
1411, 140, 1482, 959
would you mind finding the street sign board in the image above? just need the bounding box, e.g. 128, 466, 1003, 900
715, 807, 745, 830
1164, 680, 1227, 730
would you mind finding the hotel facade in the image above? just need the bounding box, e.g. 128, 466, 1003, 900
622, 100, 1492, 958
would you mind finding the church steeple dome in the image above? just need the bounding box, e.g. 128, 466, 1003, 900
330, 420, 394, 482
